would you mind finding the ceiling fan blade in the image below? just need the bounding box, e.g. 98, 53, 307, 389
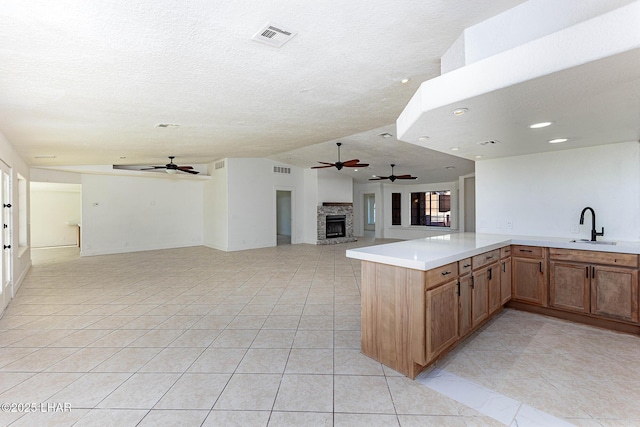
177, 165, 193, 169
350, 163, 369, 168
341, 159, 361, 165
140, 166, 165, 170
311, 165, 336, 169
396, 176, 417, 180
180, 169, 200, 174
369, 176, 390, 181
315, 161, 335, 165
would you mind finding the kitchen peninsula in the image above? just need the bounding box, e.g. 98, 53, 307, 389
346, 233, 640, 378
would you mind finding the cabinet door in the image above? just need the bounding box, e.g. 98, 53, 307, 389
458, 274, 472, 338
512, 257, 547, 306
426, 280, 459, 362
500, 257, 512, 305
471, 268, 488, 328
591, 266, 639, 323
549, 261, 590, 313
488, 263, 501, 315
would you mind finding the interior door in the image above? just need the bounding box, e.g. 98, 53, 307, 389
0, 161, 12, 310
364, 194, 375, 232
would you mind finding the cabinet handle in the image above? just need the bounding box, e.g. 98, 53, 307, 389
502, 261, 506, 272
539, 261, 543, 273
441, 271, 451, 276
456, 282, 460, 296
591, 266, 595, 278
486, 255, 494, 259
488, 268, 492, 280
520, 249, 533, 253
471, 276, 475, 289
463, 264, 471, 268
586, 266, 589, 278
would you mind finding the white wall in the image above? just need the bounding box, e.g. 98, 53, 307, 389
317, 169, 353, 204
476, 141, 640, 241
203, 161, 229, 251
0, 130, 32, 308
81, 174, 204, 256
30, 183, 81, 247
222, 158, 309, 251
302, 169, 319, 244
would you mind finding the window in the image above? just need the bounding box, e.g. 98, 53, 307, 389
411, 191, 451, 227
391, 193, 401, 225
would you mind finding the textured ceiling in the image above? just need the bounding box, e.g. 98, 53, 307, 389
0, 0, 524, 179
1, 0, 635, 185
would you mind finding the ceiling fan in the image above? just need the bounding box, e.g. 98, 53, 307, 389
369, 164, 417, 182
142, 156, 199, 174
311, 142, 369, 170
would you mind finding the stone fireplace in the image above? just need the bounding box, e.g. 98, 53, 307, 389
317, 203, 357, 245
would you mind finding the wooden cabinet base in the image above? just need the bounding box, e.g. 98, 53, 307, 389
507, 301, 640, 335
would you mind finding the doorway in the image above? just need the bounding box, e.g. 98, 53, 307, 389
0, 161, 12, 311
363, 193, 375, 238
276, 190, 292, 245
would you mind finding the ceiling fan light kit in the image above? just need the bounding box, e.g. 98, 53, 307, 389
311, 142, 369, 171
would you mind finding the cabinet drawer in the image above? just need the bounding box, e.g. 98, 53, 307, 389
512, 245, 544, 258
500, 246, 512, 258
472, 250, 499, 270
458, 258, 472, 275
549, 248, 638, 268
426, 262, 458, 288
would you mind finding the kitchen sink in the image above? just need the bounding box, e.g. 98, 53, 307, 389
570, 239, 617, 245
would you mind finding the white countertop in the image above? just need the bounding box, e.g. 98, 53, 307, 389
345, 233, 640, 271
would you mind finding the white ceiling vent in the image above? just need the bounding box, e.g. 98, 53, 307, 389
252, 22, 297, 48
214, 160, 225, 170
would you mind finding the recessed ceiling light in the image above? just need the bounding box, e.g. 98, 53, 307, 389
475, 155, 483, 159
451, 147, 460, 151
529, 121, 553, 129
155, 123, 180, 128
452, 108, 468, 116
34, 155, 56, 159
401, 78, 410, 84
372, 175, 377, 178
119, 156, 127, 159
354, 169, 358, 172
379, 132, 393, 138
418, 136, 429, 141
548, 138, 568, 144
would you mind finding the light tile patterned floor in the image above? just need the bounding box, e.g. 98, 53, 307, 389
0, 241, 639, 426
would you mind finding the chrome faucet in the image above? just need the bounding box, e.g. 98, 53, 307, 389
579, 207, 604, 242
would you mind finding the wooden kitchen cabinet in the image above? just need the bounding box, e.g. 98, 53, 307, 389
471, 266, 489, 328
426, 280, 459, 362
512, 245, 547, 306
549, 261, 590, 313
458, 269, 473, 338
548, 248, 639, 322
591, 265, 638, 323
487, 262, 501, 315
500, 256, 512, 305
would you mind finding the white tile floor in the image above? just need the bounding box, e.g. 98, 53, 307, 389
0, 240, 639, 426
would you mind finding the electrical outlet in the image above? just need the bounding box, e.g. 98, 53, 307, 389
506, 220, 513, 230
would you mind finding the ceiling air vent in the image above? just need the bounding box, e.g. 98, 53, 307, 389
251, 22, 297, 48
273, 166, 291, 174
214, 161, 225, 170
